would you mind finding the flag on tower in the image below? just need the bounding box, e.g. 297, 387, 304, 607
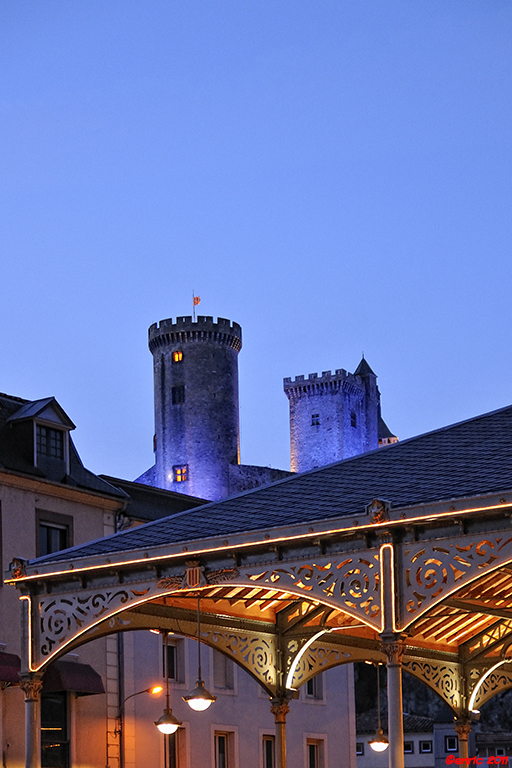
193, 296, 201, 306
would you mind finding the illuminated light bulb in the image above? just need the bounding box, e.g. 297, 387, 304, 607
154, 709, 181, 734
182, 679, 217, 711
149, 686, 163, 695
368, 728, 389, 752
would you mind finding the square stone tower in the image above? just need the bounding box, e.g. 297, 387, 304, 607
283, 357, 381, 473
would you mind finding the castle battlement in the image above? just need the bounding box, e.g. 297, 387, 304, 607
149, 315, 242, 353
283, 368, 366, 397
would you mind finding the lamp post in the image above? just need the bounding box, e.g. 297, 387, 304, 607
368, 663, 389, 753
116, 684, 163, 767
182, 596, 217, 711
154, 632, 182, 735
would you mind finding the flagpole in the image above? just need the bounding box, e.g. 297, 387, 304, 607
193, 290, 196, 322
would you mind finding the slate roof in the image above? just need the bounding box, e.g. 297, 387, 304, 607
356, 711, 433, 734
353, 356, 376, 377
378, 414, 396, 440
100, 475, 207, 522
0, 393, 125, 500
31, 403, 512, 565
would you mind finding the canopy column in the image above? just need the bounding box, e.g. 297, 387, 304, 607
381, 639, 405, 768
454, 720, 472, 761
20, 678, 42, 768
270, 698, 290, 768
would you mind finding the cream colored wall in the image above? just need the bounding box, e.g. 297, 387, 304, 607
129, 631, 357, 768
0, 474, 359, 768
0, 473, 120, 768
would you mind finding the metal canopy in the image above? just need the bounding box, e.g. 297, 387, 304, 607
10, 404, 512, 767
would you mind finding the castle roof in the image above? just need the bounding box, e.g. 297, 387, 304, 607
378, 414, 397, 440
354, 357, 376, 377
31, 403, 512, 564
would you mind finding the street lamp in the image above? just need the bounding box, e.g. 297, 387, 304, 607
115, 683, 163, 768
368, 663, 389, 753
115, 685, 163, 736
155, 632, 182, 735
182, 596, 216, 712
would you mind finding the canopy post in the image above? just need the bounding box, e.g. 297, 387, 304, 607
20, 678, 42, 768
270, 698, 290, 768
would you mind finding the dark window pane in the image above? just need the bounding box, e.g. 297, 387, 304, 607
216, 735, 227, 768
41, 693, 69, 768
36, 426, 64, 459
39, 524, 68, 556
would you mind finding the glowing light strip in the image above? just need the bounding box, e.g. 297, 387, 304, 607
468, 658, 510, 712
19, 595, 33, 672
285, 630, 328, 690
25, 583, 377, 672
7, 499, 511, 585
379, 543, 396, 634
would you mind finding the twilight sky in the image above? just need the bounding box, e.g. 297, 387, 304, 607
1, 1, 512, 481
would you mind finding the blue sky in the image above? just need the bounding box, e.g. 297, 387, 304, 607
1, 1, 512, 480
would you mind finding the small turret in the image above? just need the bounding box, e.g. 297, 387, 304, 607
284, 358, 384, 473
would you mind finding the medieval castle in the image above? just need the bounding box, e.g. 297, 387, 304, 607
137, 315, 397, 501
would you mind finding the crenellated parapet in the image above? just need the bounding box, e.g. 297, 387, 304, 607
283, 369, 365, 401
149, 316, 242, 353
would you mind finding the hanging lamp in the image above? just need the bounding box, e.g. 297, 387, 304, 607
368, 663, 389, 752
183, 596, 217, 711
154, 632, 182, 734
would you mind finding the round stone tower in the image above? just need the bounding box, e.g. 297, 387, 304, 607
148, 315, 242, 501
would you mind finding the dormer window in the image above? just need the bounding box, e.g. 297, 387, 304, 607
36, 425, 64, 460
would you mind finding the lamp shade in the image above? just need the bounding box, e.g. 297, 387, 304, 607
154, 708, 182, 734
368, 727, 389, 752
182, 679, 217, 711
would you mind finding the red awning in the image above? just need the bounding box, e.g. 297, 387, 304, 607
42, 660, 105, 697
0, 651, 21, 684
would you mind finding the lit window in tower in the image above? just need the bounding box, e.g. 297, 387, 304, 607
173, 465, 189, 482
173, 350, 183, 363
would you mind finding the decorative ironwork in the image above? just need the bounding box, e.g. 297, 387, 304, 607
454, 720, 472, 740
10, 558, 27, 579
247, 553, 381, 627
402, 658, 462, 713
466, 619, 512, 660
38, 587, 151, 660
20, 679, 43, 701
401, 534, 512, 625
469, 665, 512, 711
182, 561, 206, 588
202, 630, 277, 691
366, 499, 391, 524
270, 700, 290, 722
206, 567, 240, 584
381, 640, 406, 665
285, 637, 353, 688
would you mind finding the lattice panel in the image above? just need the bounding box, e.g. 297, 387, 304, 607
402, 658, 463, 714
203, 630, 277, 692
469, 665, 512, 711
466, 619, 512, 660
246, 552, 381, 629
285, 637, 373, 689
400, 534, 512, 627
